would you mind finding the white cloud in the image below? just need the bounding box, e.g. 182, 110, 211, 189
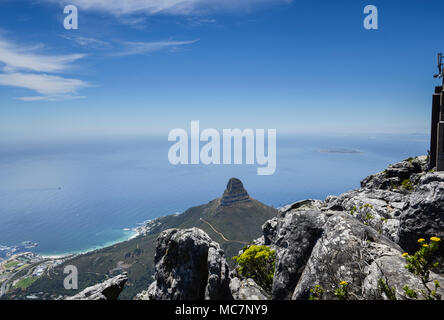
0, 39, 86, 73
16, 95, 85, 102
114, 39, 198, 56
45, 0, 291, 16
61, 35, 110, 49
0, 35, 197, 100
0, 72, 90, 101
0, 37, 89, 101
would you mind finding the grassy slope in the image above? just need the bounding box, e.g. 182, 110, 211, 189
4, 197, 277, 300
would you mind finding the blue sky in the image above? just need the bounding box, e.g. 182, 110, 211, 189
0, 0, 443, 140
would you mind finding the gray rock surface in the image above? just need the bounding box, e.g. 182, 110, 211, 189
291, 212, 401, 300
143, 228, 232, 300
206, 245, 232, 300
229, 277, 268, 300
66, 273, 128, 300
278, 199, 324, 213
263, 210, 327, 299
381, 219, 400, 243
398, 172, 444, 268
360, 156, 427, 191
362, 255, 444, 300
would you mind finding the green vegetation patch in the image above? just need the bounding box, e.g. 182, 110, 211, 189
4, 261, 19, 269
402, 237, 442, 300
233, 245, 276, 293
14, 277, 37, 289
401, 179, 415, 191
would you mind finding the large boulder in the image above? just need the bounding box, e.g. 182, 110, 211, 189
362, 255, 444, 300
65, 273, 128, 300
263, 210, 327, 300
324, 188, 407, 220
291, 212, 401, 300
142, 228, 232, 300
398, 172, 444, 269
322, 187, 409, 242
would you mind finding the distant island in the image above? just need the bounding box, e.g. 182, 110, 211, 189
320, 148, 363, 154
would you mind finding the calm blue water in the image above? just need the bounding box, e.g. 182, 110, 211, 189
0, 134, 428, 256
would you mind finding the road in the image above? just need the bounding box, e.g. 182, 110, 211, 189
0, 270, 18, 297
199, 218, 249, 245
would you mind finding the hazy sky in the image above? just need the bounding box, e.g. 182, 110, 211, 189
0, 0, 443, 140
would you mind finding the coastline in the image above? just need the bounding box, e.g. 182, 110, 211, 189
3, 198, 334, 263
3, 193, 357, 262
39, 205, 297, 260
37, 228, 139, 260
27, 211, 184, 261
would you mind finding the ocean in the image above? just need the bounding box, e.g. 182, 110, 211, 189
0, 133, 429, 257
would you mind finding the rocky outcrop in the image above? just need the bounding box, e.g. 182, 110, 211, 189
291, 213, 401, 300
219, 178, 250, 207
138, 227, 271, 301
263, 210, 326, 299
362, 255, 444, 300
398, 172, 444, 269
141, 228, 232, 300
253, 155, 443, 300
360, 156, 427, 191
321, 157, 443, 246
65, 273, 128, 300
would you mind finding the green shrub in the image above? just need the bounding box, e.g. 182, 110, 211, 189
402, 237, 441, 300
233, 245, 276, 292
350, 206, 357, 216
390, 181, 399, 190
401, 179, 414, 191
403, 285, 418, 299
334, 281, 349, 300
363, 213, 374, 225
378, 278, 397, 300
309, 285, 324, 300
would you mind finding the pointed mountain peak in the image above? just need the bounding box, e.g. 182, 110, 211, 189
220, 178, 250, 207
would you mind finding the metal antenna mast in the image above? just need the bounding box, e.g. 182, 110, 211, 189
434, 53, 444, 86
